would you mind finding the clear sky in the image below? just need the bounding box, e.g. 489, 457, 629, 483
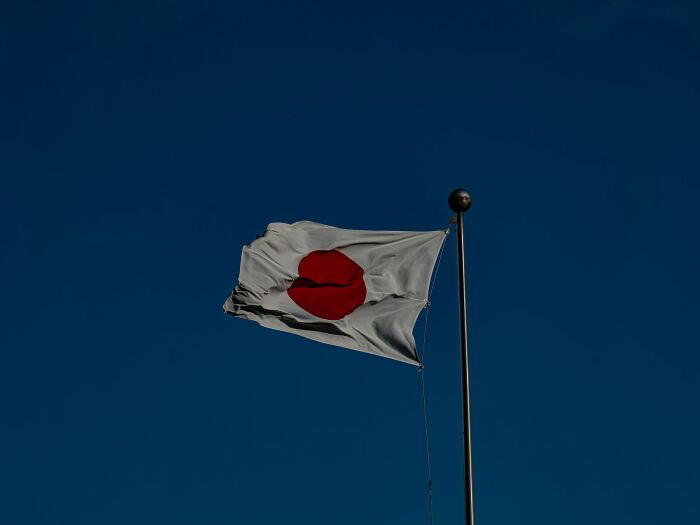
2, 1, 699, 523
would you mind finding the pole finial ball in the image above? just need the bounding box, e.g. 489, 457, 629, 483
448, 189, 472, 213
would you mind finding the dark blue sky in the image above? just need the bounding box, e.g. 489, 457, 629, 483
2, 1, 699, 523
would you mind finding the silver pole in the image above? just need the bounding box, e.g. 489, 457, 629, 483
448, 189, 474, 525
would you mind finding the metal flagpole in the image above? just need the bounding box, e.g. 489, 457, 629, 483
448, 189, 475, 525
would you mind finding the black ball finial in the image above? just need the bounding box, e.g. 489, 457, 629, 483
448, 189, 472, 213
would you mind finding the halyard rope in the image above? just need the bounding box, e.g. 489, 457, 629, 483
418, 229, 448, 525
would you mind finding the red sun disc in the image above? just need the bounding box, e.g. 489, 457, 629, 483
287, 250, 366, 320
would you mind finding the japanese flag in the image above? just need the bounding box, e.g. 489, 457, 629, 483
223, 221, 446, 365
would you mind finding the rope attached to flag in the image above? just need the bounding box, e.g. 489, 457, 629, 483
417, 229, 448, 525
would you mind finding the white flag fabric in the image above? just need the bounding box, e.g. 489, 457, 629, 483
223, 221, 446, 365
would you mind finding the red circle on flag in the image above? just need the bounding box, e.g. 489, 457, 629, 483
287, 250, 366, 320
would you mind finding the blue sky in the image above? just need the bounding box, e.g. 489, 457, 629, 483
2, 1, 699, 523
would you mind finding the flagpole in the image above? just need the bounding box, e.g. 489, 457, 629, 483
448, 189, 475, 525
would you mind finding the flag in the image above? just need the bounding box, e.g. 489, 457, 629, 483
223, 221, 446, 365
